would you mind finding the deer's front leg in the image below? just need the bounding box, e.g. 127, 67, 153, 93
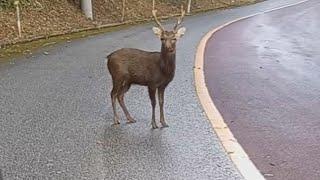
148, 86, 158, 129
158, 87, 168, 128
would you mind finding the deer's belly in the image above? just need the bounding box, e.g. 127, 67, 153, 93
130, 76, 173, 87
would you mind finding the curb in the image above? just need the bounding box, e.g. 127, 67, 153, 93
194, 0, 310, 179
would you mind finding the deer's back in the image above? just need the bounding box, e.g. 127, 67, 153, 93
107, 48, 162, 85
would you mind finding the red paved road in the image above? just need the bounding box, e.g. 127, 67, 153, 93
204, 0, 320, 179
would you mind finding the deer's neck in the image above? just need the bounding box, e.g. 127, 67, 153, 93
160, 45, 176, 76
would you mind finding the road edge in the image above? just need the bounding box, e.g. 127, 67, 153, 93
194, 0, 310, 179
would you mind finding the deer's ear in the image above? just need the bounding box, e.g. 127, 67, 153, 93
152, 27, 162, 38
175, 27, 186, 39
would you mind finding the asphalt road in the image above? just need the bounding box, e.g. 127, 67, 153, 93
0, 0, 307, 179
204, 0, 320, 179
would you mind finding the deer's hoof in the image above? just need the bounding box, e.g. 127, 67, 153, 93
112, 121, 120, 126
161, 123, 169, 128
152, 124, 158, 129
126, 117, 136, 123
126, 119, 136, 124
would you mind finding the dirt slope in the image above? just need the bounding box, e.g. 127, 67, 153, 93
0, 0, 255, 46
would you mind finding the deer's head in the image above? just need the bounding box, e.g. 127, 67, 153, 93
152, 6, 186, 53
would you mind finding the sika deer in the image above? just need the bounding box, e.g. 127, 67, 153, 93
107, 6, 186, 129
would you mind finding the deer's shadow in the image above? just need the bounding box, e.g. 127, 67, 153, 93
99, 120, 175, 172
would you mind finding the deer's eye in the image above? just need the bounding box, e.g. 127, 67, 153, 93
160, 38, 165, 41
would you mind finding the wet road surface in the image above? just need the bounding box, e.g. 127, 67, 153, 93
0, 0, 307, 179
204, 0, 320, 179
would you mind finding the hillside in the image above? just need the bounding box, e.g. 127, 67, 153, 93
0, 0, 256, 46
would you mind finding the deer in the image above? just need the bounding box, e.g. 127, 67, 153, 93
106, 6, 186, 129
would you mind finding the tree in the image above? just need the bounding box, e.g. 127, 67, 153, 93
121, 0, 126, 22
187, 0, 191, 14
14, 0, 22, 37
81, 0, 93, 20
152, 0, 155, 10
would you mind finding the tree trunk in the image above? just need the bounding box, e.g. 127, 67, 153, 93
81, 0, 93, 20
152, 0, 155, 10
187, 0, 191, 14
121, 0, 126, 22
14, 1, 22, 38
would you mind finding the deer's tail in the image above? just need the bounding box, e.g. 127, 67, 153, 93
106, 53, 113, 60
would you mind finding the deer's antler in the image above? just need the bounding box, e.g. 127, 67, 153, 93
152, 9, 165, 31
173, 5, 186, 32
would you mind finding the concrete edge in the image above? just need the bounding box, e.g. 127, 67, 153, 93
194, 0, 310, 179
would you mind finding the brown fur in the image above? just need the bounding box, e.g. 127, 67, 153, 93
106, 9, 185, 129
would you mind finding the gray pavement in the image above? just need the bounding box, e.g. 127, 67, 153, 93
204, 0, 320, 179
0, 0, 307, 179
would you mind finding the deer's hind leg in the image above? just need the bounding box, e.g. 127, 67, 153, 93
117, 81, 135, 124
111, 81, 121, 125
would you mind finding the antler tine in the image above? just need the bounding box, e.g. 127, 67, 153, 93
152, 9, 165, 31
173, 5, 186, 31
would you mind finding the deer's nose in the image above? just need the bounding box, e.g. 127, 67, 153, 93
166, 45, 174, 51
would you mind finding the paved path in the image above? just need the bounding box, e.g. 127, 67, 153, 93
0, 0, 306, 179
204, 0, 320, 179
